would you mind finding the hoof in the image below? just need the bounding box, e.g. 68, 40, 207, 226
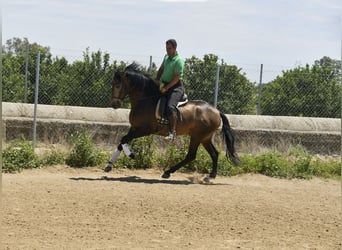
162, 172, 171, 179
209, 173, 217, 179
129, 153, 136, 159
104, 164, 112, 172
203, 176, 214, 183
232, 157, 241, 166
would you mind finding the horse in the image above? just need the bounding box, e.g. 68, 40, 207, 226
104, 63, 239, 180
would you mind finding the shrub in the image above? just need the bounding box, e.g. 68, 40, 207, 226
39, 151, 66, 166
66, 131, 108, 168
2, 135, 340, 180
158, 142, 188, 170
248, 151, 291, 178
3, 141, 39, 173
115, 135, 157, 169
310, 159, 341, 179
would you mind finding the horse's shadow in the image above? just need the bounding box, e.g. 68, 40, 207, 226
70, 175, 230, 186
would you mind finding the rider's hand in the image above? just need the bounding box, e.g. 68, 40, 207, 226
160, 87, 168, 95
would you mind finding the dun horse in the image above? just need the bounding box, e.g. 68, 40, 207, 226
105, 63, 239, 179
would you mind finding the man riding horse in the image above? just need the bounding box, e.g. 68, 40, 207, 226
106, 41, 239, 179
156, 39, 185, 141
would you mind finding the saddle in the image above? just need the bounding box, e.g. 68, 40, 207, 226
155, 93, 188, 125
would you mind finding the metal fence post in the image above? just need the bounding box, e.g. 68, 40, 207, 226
214, 64, 220, 108
32, 51, 40, 148
24, 44, 29, 103
148, 56, 152, 75
340, 30, 342, 190
257, 63, 263, 115
0, 29, 2, 175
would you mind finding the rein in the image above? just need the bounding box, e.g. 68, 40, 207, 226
130, 75, 161, 102
113, 79, 162, 104
112, 64, 163, 106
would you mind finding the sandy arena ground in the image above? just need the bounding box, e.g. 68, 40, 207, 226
2, 166, 341, 250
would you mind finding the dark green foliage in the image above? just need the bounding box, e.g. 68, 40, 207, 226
39, 151, 65, 166
4, 37, 341, 118
2, 38, 255, 113
184, 54, 256, 114
2, 137, 340, 180
261, 57, 341, 117
2, 38, 124, 107
115, 136, 157, 169
250, 151, 291, 178
65, 131, 108, 168
3, 141, 39, 173
157, 142, 188, 170
310, 159, 341, 179
240, 149, 340, 179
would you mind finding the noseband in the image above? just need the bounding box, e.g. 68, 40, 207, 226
112, 73, 127, 101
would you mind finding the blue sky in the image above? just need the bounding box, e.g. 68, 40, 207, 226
2, 0, 342, 82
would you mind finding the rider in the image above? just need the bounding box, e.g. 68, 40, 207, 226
156, 39, 185, 141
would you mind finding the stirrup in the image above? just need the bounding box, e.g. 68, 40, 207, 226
164, 132, 176, 141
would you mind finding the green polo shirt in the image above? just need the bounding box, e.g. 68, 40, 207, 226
161, 53, 184, 83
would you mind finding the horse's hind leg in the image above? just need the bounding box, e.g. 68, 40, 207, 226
162, 138, 200, 179
202, 140, 219, 179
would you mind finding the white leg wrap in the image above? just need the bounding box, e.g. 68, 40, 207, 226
122, 143, 132, 156
110, 149, 121, 163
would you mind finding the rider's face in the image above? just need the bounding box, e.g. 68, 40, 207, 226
166, 43, 176, 58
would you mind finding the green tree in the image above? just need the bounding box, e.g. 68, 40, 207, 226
2, 52, 26, 102
38, 56, 71, 105
261, 57, 341, 117
184, 54, 256, 114
218, 63, 257, 114
2, 37, 53, 103
2, 38, 125, 108
314, 56, 341, 79
54, 48, 116, 107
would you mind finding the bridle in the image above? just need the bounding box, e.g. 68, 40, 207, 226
111, 72, 128, 101
111, 70, 163, 105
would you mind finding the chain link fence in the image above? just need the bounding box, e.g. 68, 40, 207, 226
2, 46, 342, 155
3, 48, 341, 118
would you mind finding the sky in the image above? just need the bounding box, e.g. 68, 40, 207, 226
2, 0, 342, 82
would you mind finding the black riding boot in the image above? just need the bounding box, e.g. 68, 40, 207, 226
165, 112, 177, 141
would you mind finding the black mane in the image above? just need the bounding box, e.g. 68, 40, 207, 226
125, 62, 146, 75
124, 63, 160, 95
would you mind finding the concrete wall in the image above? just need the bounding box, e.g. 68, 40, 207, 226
2, 102, 341, 154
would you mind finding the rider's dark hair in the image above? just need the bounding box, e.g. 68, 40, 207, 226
166, 39, 177, 48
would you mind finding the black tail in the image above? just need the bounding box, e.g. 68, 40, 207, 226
220, 112, 240, 166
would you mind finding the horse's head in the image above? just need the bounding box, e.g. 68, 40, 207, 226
110, 62, 159, 109
110, 70, 130, 109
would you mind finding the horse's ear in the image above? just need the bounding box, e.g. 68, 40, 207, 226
121, 71, 128, 80
114, 71, 121, 80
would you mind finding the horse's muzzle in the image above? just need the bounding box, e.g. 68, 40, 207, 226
110, 99, 122, 109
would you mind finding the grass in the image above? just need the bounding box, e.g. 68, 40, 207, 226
2, 133, 341, 180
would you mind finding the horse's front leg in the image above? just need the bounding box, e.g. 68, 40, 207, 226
162, 139, 200, 178
104, 127, 151, 172
104, 143, 134, 172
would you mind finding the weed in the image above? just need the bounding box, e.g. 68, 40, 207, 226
2, 135, 340, 180
115, 135, 157, 169
39, 151, 66, 166
65, 131, 108, 168
3, 141, 39, 173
